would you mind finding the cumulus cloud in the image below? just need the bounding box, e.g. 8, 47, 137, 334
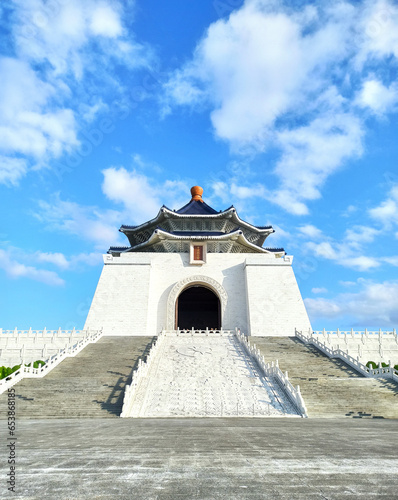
356, 79, 398, 115
305, 280, 398, 326
0, 156, 28, 186
298, 225, 323, 239
0, 248, 64, 286
102, 167, 190, 223
32, 167, 192, 249
164, 0, 398, 214
369, 184, 398, 226
0, 0, 152, 185
305, 224, 381, 271
33, 194, 123, 249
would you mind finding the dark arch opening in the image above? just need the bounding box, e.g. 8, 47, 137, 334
176, 286, 221, 330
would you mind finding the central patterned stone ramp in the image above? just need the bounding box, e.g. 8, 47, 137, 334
126, 333, 300, 417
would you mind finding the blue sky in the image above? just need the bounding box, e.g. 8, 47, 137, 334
1, 0, 398, 331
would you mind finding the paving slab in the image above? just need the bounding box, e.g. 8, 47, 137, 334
1, 418, 397, 499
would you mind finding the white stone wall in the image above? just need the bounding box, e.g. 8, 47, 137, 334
84, 252, 311, 337
245, 254, 312, 336
84, 256, 151, 336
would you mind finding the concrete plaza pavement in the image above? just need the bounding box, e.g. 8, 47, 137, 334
1, 417, 398, 499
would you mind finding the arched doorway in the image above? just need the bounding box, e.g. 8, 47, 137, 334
176, 286, 221, 330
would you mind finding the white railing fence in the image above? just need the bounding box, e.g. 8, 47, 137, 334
235, 329, 308, 417
296, 329, 398, 383
0, 329, 103, 394
120, 331, 166, 417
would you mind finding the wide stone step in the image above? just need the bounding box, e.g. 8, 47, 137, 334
0, 336, 155, 419
251, 336, 398, 418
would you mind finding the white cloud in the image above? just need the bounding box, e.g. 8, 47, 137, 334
355, 0, 398, 66
34, 251, 102, 269
0, 58, 79, 165
230, 183, 265, 200
369, 184, 398, 226
344, 226, 380, 247
307, 241, 380, 271
298, 225, 323, 239
0, 0, 152, 186
305, 224, 382, 271
382, 256, 398, 266
339, 280, 358, 287
0, 249, 64, 286
305, 297, 342, 318
35, 252, 69, 269
0, 156, 28, 186
102, 167, 190, 223
305, 279, 398, 325
90, 4, 123, 38
356, 79, 398, 115
164, 0, 398, 214
32, 170, 192, 249
33, 194, 122, 249
274, 112, 363, 210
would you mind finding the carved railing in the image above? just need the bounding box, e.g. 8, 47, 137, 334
235, 330, 308, 417
121, 331, 166, 417
296, 329, 398, 383
0, 329, 103, 394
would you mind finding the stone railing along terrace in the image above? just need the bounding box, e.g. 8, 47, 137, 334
235, 330, 307, 416
296, 329, 398, 383
0, 329, 103, 395
0, 327, 91, 366
307, 328, 398, 365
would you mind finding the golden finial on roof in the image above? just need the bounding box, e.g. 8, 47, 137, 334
190, 185, 204, 202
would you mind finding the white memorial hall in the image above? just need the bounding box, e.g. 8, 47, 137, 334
85, 186, 311, 337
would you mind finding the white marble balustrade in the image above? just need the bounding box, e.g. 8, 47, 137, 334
0, 329, 103, 394
296, 329, 398, 383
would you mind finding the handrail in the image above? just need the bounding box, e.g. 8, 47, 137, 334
234, 330, 307, 417
0, 329, 103, 394
296, 329, 398, 382
121, 331, 166, 417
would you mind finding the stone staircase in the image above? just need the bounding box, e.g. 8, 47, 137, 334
0, 336, 155, 419
252, 337, 398, 419
123, 333, 301, 418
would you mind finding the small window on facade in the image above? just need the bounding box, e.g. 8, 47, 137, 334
194, 245, 203, 261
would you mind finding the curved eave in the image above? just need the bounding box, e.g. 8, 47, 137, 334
120, 206, 274, 238
125, 228, 280, 254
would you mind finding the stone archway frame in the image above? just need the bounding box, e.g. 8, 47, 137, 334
167, 275, 228, 330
